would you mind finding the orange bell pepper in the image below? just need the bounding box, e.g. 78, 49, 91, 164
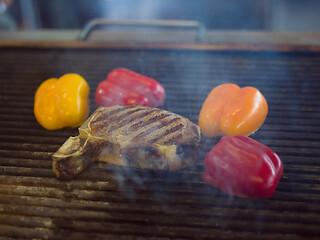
34, 73, 90, 130
199, 83, 268, 137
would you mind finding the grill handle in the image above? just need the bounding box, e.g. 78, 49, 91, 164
79, 19, 206, 42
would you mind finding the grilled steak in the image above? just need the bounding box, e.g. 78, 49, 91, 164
53, 105, 201, 180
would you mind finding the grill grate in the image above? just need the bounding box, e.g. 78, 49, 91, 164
0, 48, 320, 239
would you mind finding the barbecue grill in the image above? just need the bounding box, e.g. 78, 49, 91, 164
0, 25, 320, 239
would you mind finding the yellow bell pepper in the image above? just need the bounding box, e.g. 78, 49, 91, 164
34, 73, 90, 130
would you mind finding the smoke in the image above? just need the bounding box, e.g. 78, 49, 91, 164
110, 163, 203, 211
110, 165, 146, 202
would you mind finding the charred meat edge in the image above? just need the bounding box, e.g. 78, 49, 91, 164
53, 137, 198, 180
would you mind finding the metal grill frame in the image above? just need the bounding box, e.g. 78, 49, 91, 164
0, 46, 320, 240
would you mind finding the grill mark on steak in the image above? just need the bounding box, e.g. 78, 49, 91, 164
162, 133, 183, 145
170, 123, 185, 133
106, 108, 150, 132
97, 107, 145, 133
123, 108, 160, 126
158, 117, 181, 127
91, 106, 127, 125
129, 113, 170, 131
107, 107, 142, 124
150, 123, 185, 143
112, 109, 149, 129
131, 125, 163, 141
131, 117, 183, 143
90, 106, 129, 133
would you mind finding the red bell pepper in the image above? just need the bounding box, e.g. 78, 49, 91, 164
202, 136, 283, 198
95, 68, 165, 107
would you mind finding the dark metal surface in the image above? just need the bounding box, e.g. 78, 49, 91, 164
0, 47, 320, 239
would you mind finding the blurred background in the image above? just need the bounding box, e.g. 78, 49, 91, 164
1, 0, 320, 31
